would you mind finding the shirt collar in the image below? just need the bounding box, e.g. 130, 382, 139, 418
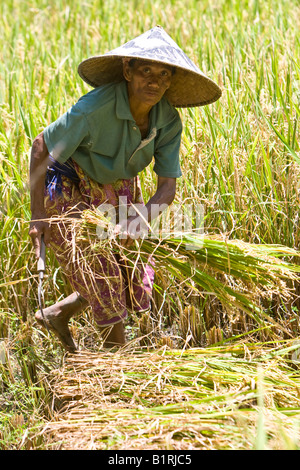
115, 81, 176, 130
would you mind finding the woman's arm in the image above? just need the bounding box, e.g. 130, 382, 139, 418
144, 175, 176, 220
29, 132, 52, 258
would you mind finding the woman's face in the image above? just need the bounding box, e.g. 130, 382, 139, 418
123, 59, 173, 107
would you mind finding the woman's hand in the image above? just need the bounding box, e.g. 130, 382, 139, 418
113, 177, 176, 249
113, 215, 146, 248
29, 214, 51, 259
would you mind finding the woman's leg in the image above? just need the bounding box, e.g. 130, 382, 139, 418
98, 321, 126, 348
36, 293, 125, 350
36, 172, 128, 351
35, 292, 88, 352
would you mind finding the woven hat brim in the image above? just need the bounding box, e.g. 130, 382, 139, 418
78, 55, 221, 108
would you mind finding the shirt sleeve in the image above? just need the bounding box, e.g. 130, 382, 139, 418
43, 102, 90, 164
153, 115, 182, 179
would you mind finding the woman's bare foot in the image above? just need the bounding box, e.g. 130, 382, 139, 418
35, 292, 88, 352
98, 321, 126, 349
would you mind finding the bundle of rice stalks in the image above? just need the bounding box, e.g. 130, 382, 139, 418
69, 209, 300, 332
40, 341, 300, 450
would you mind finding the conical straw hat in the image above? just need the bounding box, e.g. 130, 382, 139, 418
78, 26, 222, 108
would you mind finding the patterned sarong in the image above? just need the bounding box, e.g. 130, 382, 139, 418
44, 159, 154, 326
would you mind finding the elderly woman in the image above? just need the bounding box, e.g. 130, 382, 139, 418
29, 27, 221, 351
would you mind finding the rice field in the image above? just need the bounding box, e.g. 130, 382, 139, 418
0, 0, 300, 450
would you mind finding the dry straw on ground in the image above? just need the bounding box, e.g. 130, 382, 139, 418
40, 341, 300, 450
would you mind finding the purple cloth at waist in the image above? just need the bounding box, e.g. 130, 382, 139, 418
46, 155, 80, 199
